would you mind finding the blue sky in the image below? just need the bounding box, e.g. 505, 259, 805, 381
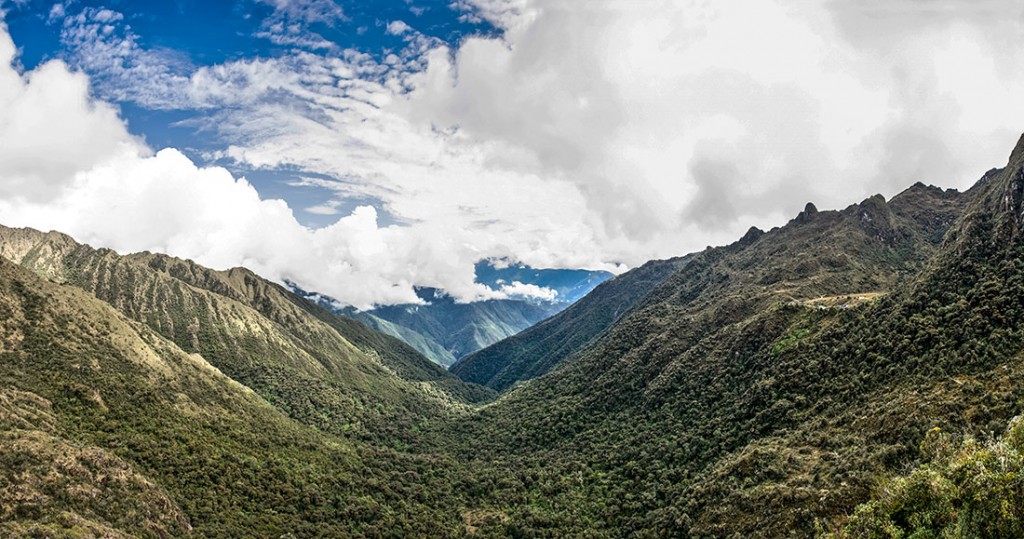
5, 0, 499, 228
0, 0, 1021, 307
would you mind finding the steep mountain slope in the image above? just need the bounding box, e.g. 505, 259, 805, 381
452, 255, 691, 390
0, 258, 467, 536
437, 138, 1023, 536
0, 226, 492, 444
826, 412, 1024, 538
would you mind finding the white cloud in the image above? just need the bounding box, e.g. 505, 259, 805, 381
199, 0, 1024, 276
256, 0, 345, 25
47, 3, 64, 22
57, 7, 194, 109
386, 20, 412, 35
2, 1, 1024, 308
0, 142, 515, 308
253, 0, 347, 50
0, 23, 142, 202
305, 201, 342, 215
0, 19, 550, 308
498, 281, 558, 302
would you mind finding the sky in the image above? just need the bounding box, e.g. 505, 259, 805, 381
0, 0, 1022, 308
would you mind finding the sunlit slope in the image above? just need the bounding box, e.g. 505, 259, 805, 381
0, 226, 492, 444
0, 258, 467, 536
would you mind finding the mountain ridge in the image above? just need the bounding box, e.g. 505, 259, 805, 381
0, 224, 494, 444
431, 135, 1024, 537
0, 255, 475, 536
295, 263, 613, 368
451, 254, 692, 390
4, 134, 1024, 537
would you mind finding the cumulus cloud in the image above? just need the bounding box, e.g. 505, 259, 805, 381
0, 24, 141, 202
192, 0, 1024, 276
3, 1, 1024, 307
497, 281, 558, 302
0, 19, 541, 308
0, 141, 515, 308
386, 20, 412, 35
404, 0, 1024, 247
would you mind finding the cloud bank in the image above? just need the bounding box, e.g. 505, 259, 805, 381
1, 1, 1023, 308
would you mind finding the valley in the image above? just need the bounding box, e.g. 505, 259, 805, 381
2, 135, 1024, 537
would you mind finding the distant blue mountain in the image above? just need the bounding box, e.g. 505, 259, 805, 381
290, 262, 613, 367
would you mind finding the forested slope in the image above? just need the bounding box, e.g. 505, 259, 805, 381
437, 138, 1024, 537
4, 136, 1024, 538
0, 258, 469, 536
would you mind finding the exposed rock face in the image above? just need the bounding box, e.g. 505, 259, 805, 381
794, 202, 818, 224
856, 193, 902, 245
1000, 132, 1024, 233
738, 226, 765, 247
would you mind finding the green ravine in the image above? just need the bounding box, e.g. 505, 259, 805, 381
2, 134, 1024, 537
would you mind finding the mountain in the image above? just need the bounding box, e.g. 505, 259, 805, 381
6, 135, 1024, 537
451, 255, 691, 390
0, 225, 493, 446
0, 256, 472, 536
434, 136, 1024, 537
341, 287, 561, 367
293, 264, 613, 368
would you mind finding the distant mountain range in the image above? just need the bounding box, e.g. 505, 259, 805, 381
291, 261, 613, 367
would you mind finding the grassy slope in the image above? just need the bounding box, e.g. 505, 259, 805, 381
0, 258, 468, 537
0, 227, 492, 445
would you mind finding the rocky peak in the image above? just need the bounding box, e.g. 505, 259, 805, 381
794, 202, 818, 224
1010, 132, 1024, 167
737, 226, 764, 247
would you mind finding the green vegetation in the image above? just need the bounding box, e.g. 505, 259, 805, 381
430, 141, 1024, 537
0, 229, 492, 445
0, 259, 467, 536
2, 135, 1024, 537
826, 423, 1024, 538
